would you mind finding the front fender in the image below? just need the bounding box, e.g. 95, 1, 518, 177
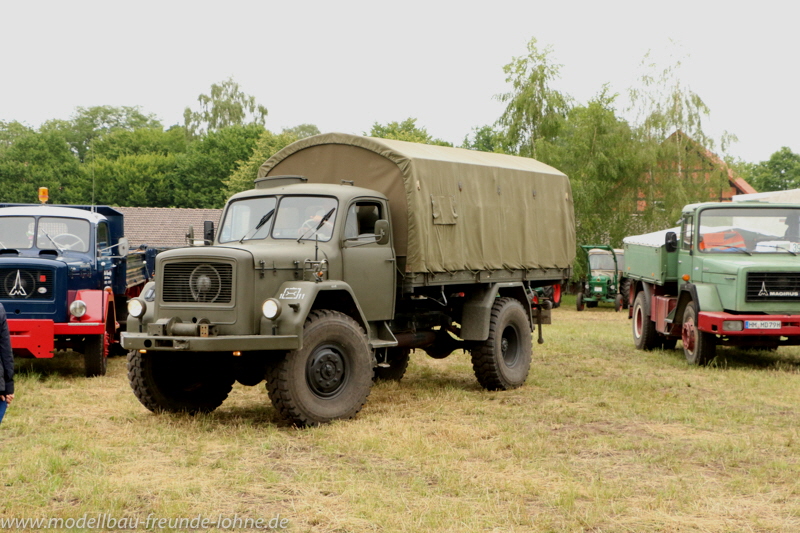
72, 288, 112, 325
264, 281, 369, 344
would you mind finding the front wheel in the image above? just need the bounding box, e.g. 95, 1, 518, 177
266, 310, 373, 426
632, 292, 658, 350
470, 298, 532, 391
614, 294, 624, 312
127, 351, 235, 414
682, 302, 716, 365
576, 292, 585, 311
84, 333, 108, 377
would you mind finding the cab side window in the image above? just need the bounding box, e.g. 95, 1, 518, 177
97, 222, 111, 256
344, 202, 382, 241
681, 216, 693, 251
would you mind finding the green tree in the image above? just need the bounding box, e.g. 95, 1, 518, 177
225, 129, 299, 196
747, 147, 800, 192
282, 124, 320, 140
174, 123, 266, 208
495, 37, 570, 159
90, 126, 188, 160
41, 105, 161, 162
183, 78, 268, 138
0, 128, 86, 204
460, 125, 510, 153
368, 118, 452, 146
89, 153, 179, 207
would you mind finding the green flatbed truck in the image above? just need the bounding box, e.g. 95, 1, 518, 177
624, 201, 800, 364
122, 133, 575, 425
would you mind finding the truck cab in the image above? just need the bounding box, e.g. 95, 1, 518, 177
0, 203, 146, 376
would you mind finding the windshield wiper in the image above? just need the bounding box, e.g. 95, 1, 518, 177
297, 208, 335, 242
239, 209, 275, 244
38, 229, 64, 254
758, 243, 796, 256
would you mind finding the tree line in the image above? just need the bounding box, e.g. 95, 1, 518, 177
1, 41, 798, 255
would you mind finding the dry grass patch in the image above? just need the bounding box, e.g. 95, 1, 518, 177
2, 300, 800, 531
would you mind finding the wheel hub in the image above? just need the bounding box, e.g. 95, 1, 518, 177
306, 346, 346, 398
682, 319, 696, 353
501, 326, 519, 366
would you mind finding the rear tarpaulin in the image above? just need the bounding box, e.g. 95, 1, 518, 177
258, 133, 575, 274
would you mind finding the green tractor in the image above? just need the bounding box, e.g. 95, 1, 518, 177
576, 245, 629, 312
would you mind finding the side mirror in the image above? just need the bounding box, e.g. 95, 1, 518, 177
665, 231, 678, 253
118, 237, 130, 256
203, 221, 215, 245
374, 219, 390, 245
186, 225, 195, 246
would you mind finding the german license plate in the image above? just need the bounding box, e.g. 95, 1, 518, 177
745, 320, 781, 329
593, 287, 603, 292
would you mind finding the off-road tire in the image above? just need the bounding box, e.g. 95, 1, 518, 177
84, 333, 108, 377
632, 292, 659, 350
374, 348, 411, 382
127, 351, 235, 414
266, 310, 373, 426
614, 294, 624, 312
470, 297, 532, 391
576, 292, 585, 311
682, 302, 716, 365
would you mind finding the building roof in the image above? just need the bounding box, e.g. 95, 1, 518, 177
117, 207, 222, 250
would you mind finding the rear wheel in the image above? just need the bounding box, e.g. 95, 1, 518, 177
632, 292, 658, 350
266, 310, 373, 426
614, 294, 624, 312
471, 298, 532, 391
682, 302, 716, 365
127, 351, 235, 414
576, 292, 585, 311
620, 278, 631, 309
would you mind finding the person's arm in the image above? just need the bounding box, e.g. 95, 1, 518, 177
0, 308, 13, 396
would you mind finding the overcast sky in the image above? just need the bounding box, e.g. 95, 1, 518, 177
1, 1, 795, 164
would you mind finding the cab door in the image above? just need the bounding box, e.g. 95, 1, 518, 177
340, 199, 395, 320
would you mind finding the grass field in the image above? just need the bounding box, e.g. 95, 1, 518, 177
3, 297, 800, 532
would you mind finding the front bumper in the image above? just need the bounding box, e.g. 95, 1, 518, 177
121, 332, 300, 352
9, 319, 106, 358
698, 312, 800, 339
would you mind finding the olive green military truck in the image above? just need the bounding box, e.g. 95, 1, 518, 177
625, 201, 800, 364
122, 134, 575, 426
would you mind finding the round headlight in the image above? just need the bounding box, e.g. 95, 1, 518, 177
70, 299, 87, 318
127, 298, 146, 318
262, 298, 282, 320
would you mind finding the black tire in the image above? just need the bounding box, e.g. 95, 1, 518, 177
681, 302, 716, 365
127, 350, 235, 414
576, 292, 585, 311
620, 278, 631, 309
614, 294, 624, 312
470, 298, 532, 391
632, 292, 659, 350
266, 310, 373, 426
374, 348, 411, 382
84, 333, 108, 377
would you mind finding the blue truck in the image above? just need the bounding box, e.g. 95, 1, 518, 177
0, 199, 156, 376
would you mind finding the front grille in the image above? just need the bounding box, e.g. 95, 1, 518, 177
746, 272, 800, 302
0, 268, 55, 300
162, 262, 233, 303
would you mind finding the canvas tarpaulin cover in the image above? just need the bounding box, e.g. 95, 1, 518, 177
258, 133, 575, 274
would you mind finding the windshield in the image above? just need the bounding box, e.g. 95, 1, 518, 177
0, 216, 90, 252
698, 207, 800, 254
589, 253, 618, 271
218, 195, 338, 243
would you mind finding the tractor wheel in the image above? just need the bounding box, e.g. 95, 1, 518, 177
614, 294, 624, 312
266, 310, 373, 426
632, 292, 659, 350
576, 292, 585, 311
84, 332, 109, 377
127, 351, 235, 414
620, 278, 631, 309
374, 348, 411, 382
470, 298, 532, 391
682, 302, 716, 365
